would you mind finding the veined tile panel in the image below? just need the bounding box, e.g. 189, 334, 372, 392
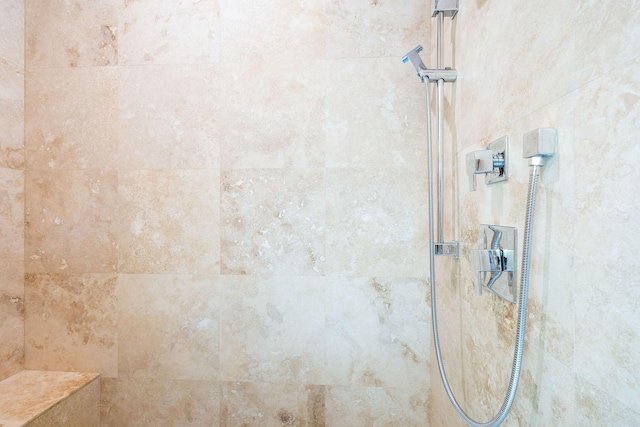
219, 56, 325, 169
429, 257, 465, 427
326, 168, 428, 276
25, 67, 118, 170
118, 64, 219, 170
220, 169, 325, 276
117, 274, 220, 381
575, 0, 640, 85
325, 386, 429, 427
509, 345, 576, 426
325, 277, 430, 389
455, 0, 576, 148
0, 168, 24, 274
326, 0, 428, 59
221, 382, 325, 427
25, 0, 117, 68
575, 376, 640, 426
220, 0, 325, 60
0, 60, 24, 169
25, 170, 118, 274
24, 274, 117, 377
326, 58, 428, 168
574, 57, 640, 410
100, 378, 221, 427
117, 0, 220, 65
117, 169, 220, 275
0, 0, 24, 66
219, 276, 325, 384
0, 273, 24, 381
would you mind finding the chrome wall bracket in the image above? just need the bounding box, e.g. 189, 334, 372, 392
402, 46, 458, 83
435, 241, 459, 258
433, 0, 459, 19
420, 68, 457, 83
466, 136, 509, 192
471, 224, 517, 303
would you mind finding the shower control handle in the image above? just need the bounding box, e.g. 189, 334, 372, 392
465, 136, 509, 192
466, 150, 494, 191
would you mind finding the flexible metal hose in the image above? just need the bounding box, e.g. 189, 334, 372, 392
425, 79, 542, 426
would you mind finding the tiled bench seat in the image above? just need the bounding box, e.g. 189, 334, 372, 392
0, 370, 99, 427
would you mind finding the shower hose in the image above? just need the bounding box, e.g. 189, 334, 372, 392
424, 80, 542, 427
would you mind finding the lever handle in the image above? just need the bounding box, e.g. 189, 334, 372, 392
466, 150, 494, 191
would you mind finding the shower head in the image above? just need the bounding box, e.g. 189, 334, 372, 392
402, 46, 427, 80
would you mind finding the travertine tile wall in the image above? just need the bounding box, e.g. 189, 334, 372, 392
429, 0, 640, 425
0, 0, 25, 382
22, 0, 432, 425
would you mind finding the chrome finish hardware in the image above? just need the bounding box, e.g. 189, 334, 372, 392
471, 224, 518, 304
435, 241, 459, 258
402, 47, 458, 83
432, 0, 459, 19
402, 46, 428, 80
419, 68, 458, 83
465, 136, 509, 192
523, 128, 557, 166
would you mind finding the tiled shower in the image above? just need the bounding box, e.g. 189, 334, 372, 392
1, 0, 639, 425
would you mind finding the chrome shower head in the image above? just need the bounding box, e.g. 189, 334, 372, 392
402, 45, 427, 80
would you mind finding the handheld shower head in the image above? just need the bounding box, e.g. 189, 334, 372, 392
402, 45, 427, 80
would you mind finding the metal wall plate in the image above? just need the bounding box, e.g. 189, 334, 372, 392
471, 224, 518, 304
486, 136, 509, 186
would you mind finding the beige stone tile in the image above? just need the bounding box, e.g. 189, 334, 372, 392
117, 274, 220, 381
220, 169, 325, 276
220, 0, 324, 60
326, 168, 428, 276
462, 97, 576, 366
573, 58, 640, 410
454, 0, 576, 147
326, 58, 427, 168
100, 377, 221, 427
118, 169, 220, 275
455, 94, 577, 427
459, 292, 515, 421
0, 169, 24, 274
429, 259, 466, 427
325, 386, 428, 427
118, 0, 220, 65
25, 170, 118, 274
326, 277, 430, 390
25, 0, 117, 68
221, 382, 325, 427
24, 274, 117, 377
118, 64, 219, 170
575, 0, 640, 84
219, 56, 325, 168
0, 60, 24, 170
0, 274, 24, 382
27, 376, 100, 427
326, 0, 428, 59
0, 370, 98, 424
219, 276, 325, 384
0, 0, 24, 66
25, 67, 118, 170
509, 346, 575, 427
575, 376, 640, 426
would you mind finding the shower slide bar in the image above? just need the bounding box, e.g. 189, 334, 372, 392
402, 0, 459, 257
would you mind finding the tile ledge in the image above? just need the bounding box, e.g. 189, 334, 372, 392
0, 370, 99, 426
